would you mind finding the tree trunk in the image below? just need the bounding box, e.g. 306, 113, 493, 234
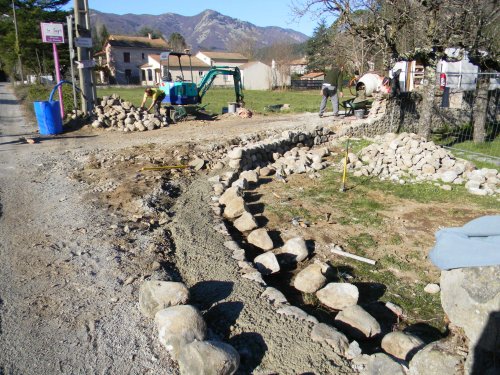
418, 65, 436, 140
473, 77, 488, 143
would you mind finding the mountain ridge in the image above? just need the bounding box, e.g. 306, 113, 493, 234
89, 9, 309, 52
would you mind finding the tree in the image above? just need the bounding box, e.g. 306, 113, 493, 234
100, 24, 109, 46
305, 20, 333, 72
136, 26, 162, 39
294, 0, 500, 139
228, 35, 258, 60
0, 0, 71, 80
168, 32, 187, 52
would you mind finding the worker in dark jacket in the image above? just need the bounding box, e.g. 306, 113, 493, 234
140, 87, 166, 117
319, 65, 344, 117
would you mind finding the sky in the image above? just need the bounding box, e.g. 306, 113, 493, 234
65, 0, 320, 36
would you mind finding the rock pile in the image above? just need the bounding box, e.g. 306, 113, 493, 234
139, 280, 240, 374
91, 94, 170, 131
347, 133, 499, 196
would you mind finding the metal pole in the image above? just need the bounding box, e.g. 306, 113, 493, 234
52, 43, 64, 118
67, 15, 78, 111
12, 0, 24, 84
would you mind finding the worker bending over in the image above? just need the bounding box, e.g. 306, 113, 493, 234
140, 88, 166, 117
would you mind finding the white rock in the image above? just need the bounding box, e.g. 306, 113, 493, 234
381, 331, 424, 360
254, 252, 280, 275
240, 170, 259, 183
155, 305, 206, 356
316, 283, 359, 310
178, 340, 240, 375
362, 353, 406, 375
139, 281, 190, 319
219, 187, 242, 206
335, 305, 381, 339
276, 305, 318, 323
424, 283, 440, 294
247, 228, 274, 251
233, 211, 258, 232
293, 263, 329, 293
228, 147, 243, 159
223, 196, 248, 219
261, 287, 288, 305
280, 237, 309, 263
311, 323, 349, 356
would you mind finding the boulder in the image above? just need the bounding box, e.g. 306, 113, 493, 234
316, 283, 359, 310
178, 340, 240, 375
440, 266, 500, 353
276, 305, 318, 324
261, 287, 288, 305
233, 212, 258, 233
155, 305, 206, 356
381, 331, 424, 360
189, 158, 205, 171
335, 305, 381, 339
223, 196, 248, 219
240, 170, 259, 183
424, 283, 440, 294
441, 170, 459, 183
293, 263, 329, 293
228, 147, 243, 159
362, 353, 406, 375
139, 281, 190, 318
247, 228, 274, 251
279, 237, 309, 263
409, 340, 465, 375
253, 252, 280, 275
311, 323, 349, 356
219, 187, 242, 206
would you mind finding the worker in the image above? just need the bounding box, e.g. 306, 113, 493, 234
319, 65, 344, 118
140, 87, 166, 117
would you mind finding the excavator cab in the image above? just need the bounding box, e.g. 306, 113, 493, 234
158, 52, 198, 105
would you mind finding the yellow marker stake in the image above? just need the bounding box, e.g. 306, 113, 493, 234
341, 138, 350, 192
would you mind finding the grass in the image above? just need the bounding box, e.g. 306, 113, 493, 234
96, 86, 355, 115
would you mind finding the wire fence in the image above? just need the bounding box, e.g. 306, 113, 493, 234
393, 70, 500, 167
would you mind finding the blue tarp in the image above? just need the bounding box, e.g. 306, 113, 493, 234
429, 215, 500, 270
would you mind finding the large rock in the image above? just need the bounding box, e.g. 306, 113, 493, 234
240, 170, 259, 183
178, 340, 240, 375
261, 287, 288, 305
316, 283, 359, 310
293, 263, 329, 293
223, 196, 248, 219
247, 228, 274, 250
409, 340, 465, 375
279, 237, 309, 263
381, 331, 424, 360
219, 187, 242, 206
335, 305, 381, 339
311, 323, 349, 356
139, 281, 190, 318
233, 211, 258, 232
440, 266, 500, 353
155, 305, 206, 356
361, 353, 406, 375
253, 252, 280, 275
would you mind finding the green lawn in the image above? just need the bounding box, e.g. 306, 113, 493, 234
96, 86, 355, 115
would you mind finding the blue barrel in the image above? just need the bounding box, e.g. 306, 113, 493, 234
33, 100, 63, 135
33, 82, 66, 135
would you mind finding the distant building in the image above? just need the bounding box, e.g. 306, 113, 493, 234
290, 57, 308, 75
102, 35, 169, 84
300, 72, 325, 81
195, 51, 248, 87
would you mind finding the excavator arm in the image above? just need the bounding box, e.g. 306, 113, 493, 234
197, 66, 244, 106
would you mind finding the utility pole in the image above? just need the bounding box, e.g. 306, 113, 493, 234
12, 0, 24, 84
66, 15, 78, 110
74, 0, 96, 114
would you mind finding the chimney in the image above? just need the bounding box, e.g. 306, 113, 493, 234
148, 33, 152, 39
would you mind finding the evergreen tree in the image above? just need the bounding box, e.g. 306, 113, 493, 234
168, 33, 187, 52
305, 20, 333, 72
99, 24, 109, 47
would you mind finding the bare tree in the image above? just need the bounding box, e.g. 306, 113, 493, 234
293, 0, 499, 139
228, 35, 258, 60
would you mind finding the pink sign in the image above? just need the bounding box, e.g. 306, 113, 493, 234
41, 22, 65, 43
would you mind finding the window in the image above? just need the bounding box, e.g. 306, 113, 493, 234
141, 70, 146, 81
142, 53, 145, 60
199, 71, 204, 77
147, 69, 153, 81
123, 52, 130, 63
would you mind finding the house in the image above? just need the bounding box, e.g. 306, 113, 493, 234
102, 35, 169, 84
195, 51, 248, 87
290, 57, 308, 75
300, 72, 325, 81
239, 61, 273, 90
140, 54, 211, 86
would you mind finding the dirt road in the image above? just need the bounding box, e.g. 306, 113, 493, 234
0, 82, 352, 374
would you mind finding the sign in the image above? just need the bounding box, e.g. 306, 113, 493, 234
74, 37, 93, 48
41, 22, 65, 43
76, 60, 96, 69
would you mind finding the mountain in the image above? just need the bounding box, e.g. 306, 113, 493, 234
89, 9, 309, 52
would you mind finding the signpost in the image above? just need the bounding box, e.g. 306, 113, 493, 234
76, 60, 96, 69
41, 22, 65, 119
74, 37, 93, 48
